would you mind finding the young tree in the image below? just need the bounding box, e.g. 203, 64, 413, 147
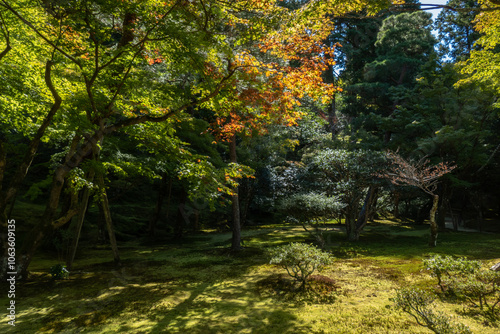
382, 151, 456, 247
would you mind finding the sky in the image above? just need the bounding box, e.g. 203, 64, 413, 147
419, 0, 449, 21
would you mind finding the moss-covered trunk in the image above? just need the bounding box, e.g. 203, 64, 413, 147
230, 135, 241, 250
429, 194, 439, 247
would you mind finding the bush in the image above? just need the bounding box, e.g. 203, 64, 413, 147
269, 242, 333, 289
392, 287, 472, 334
424, 255, 500, 319
279, 192, 344, 248
447, 269, 500, 316
50, 264, 69, 280
423, 255, 481, 292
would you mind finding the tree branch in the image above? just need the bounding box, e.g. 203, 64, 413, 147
4, 59, 62, 203
0, 9, 11, 61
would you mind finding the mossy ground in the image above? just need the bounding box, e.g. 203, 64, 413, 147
2, 220, 500, 333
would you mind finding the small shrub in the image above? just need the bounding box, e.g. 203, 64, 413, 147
447, 269, 500, 316
392, 287, 472, 334
423, 255, 481, 292
269, 242, 333, 289
50, 264, 69, 280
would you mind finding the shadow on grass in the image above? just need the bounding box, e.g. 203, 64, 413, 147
2, 237, 308, 333
324, 223, 500, 261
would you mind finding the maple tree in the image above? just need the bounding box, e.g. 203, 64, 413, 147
382, 151, 456, 247
0, 0, 410, 277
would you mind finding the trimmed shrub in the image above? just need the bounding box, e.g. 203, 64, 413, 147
392, 287, 472, 334
269, 242, 333, 289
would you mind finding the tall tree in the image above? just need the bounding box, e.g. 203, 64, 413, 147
435, 0, 481, 61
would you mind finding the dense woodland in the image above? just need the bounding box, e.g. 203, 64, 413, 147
1, 0, 500, 276
1, 0, 500, 332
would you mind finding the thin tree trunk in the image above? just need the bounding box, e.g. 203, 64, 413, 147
66, 169, 95, 270
165, 177, 172, 222
98, 174, 120, 264
393, 191, 400, 218
328, 94, 336, 140
429, 194, 439, 247
230, 134, 242, 250
355, 186, 377, 236
149, 173, 167, 237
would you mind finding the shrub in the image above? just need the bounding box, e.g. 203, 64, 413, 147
392, 287, 472, 334
423, 255, 481, 292
279, 192, 344, 248
269, 242, 333, 289
447, 269, 500, 316
50, 264, 69, 280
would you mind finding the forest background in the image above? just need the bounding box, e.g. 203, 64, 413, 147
0, 0, 499, 280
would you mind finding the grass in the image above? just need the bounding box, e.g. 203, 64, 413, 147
1, 219, 500, 333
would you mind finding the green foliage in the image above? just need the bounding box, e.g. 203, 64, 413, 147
279, 192, 344, 223
269, 242, 333, 288
435, 0, 480, 61
392, 287, 472, 334
279, 192, 344, 247
423, 254, 482, 292
449, 270, 500, 315
49, 264, 69, 280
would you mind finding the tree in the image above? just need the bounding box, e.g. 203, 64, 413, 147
435, 0, 481, 61
382, 151, 456, 247
0, 0, 415, 277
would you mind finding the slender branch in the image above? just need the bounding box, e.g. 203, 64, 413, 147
3, 59, 62, 203
107, 65, 238, 132
476, 142, 500, 174
0, 9, 11, 61
0, 0, 82, 68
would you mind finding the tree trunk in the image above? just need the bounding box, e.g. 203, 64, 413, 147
229, 134, 242, 250
1, 61, 62, 278
429, 194, 439, 247
149, 173, 167, 237
66, 170, 95, 270
98, 174, 120, 264
328, 94, 337, 140
16, 130, 103, 278
355, 186, 377, 236
393, 191, 400, 218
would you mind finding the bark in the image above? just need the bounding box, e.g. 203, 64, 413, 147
98, 174, 121, 264
0, 10, 11, 62
328, 94, 336, 140
149, 173, 167, 237
229, 134, 242, 250
393, 191, 400, 218
66, 169, 95, 270
355, 186, 377, 233
429, 194, 439, 247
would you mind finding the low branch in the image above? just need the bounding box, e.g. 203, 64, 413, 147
0, 10, 11, 61
3, 60, 62, 203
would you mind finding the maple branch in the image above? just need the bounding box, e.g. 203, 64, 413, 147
104, 47, 143, 115
0, 0, 82, 68
0, 9, 11, 62
381, 151, 456, 196
3, 59, 62, 204
108, 65, 238, 132
387, 3, 500, 14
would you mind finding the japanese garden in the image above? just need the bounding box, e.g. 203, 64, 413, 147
1, 0, 500, 333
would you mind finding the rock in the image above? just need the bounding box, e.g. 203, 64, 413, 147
490, 262, 500, 271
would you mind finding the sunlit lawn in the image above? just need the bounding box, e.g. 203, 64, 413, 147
2, 220, 500, 333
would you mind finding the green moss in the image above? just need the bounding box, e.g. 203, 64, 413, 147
2, 221, 500, 333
